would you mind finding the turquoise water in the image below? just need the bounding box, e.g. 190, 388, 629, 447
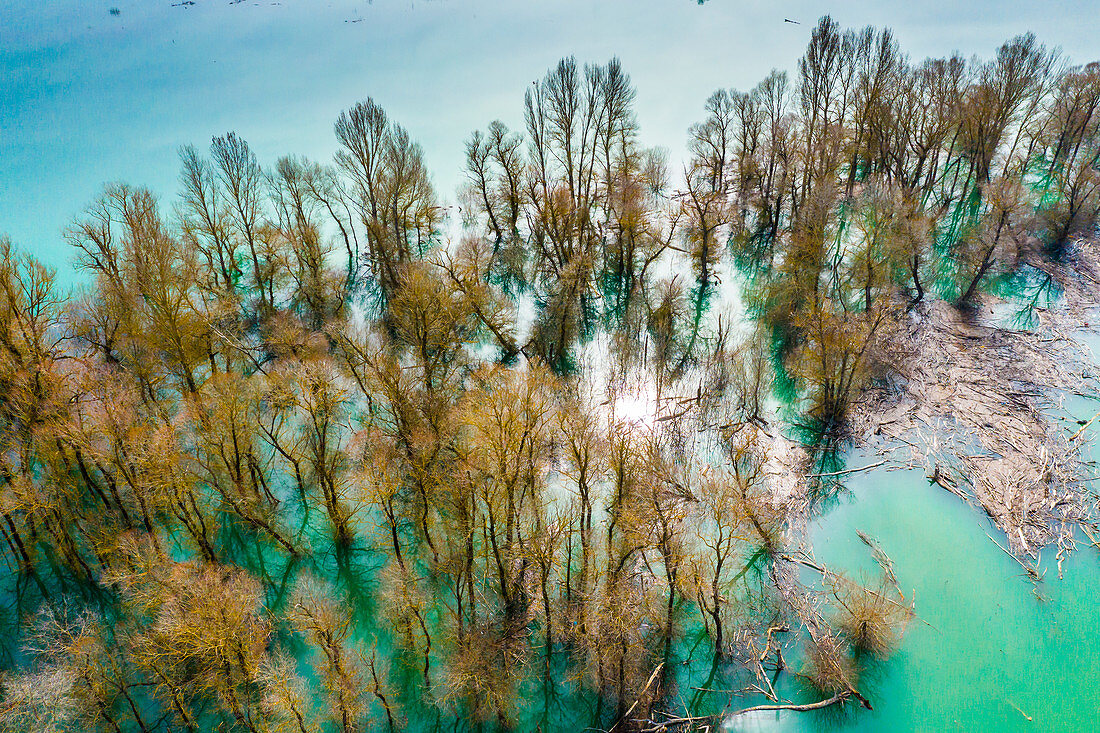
804, 465, 1099, 731
5, 2, 1098, 285
734, 406, 1100, 731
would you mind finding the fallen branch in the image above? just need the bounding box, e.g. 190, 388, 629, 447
730, 690, 854, 715
610, 662, 664, 732
1069, 408, 1100, 443
1080, 524, 1100, 549
928, 465, 970, 501
637, 713, 717, 732
1003, 696, 1033, 722
981, 527, 1041, 581
807, 460, 886, 478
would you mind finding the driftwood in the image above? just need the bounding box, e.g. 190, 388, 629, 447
806, 459, 886, 478
928, 464, 970, 501
731, 689, 864, 714
1069, 408, 1100, 443
855, 274, 1100, 560
639, 691, 860, 732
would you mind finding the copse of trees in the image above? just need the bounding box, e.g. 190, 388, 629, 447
1, 16, 1098, 732
710, 20, 1100, 433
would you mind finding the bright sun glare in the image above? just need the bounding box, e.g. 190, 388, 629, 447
610, 388, 660, 430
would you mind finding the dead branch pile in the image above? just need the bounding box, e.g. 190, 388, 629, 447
851, 238, 1100, 561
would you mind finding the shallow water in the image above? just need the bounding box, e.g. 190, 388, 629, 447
730, 395, 1100, 731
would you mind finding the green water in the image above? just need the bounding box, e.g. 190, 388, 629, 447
736, 416, 1100, 731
